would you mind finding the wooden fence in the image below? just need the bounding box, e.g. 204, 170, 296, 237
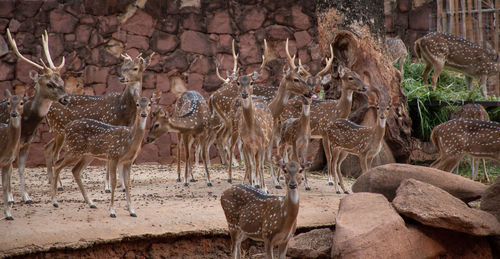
434, 0, 500, 96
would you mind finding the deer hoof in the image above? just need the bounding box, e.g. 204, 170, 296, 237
305, 187, 311, 191
105, 189, 111, 193
275, 185, 282, 189
6, 216, 13, 220
53, 203, 59, 208
7, 200, 14, 204
336, 191, 341, 194
57, 187, 64, 191
344, 191, 350, 194
176, 178, 182, 182
207, 182, 213, 187
227, 179, 232, 183
90, 204, 97, 209
130, 212, 137, 217
184, 183, 189, 187
190, 178, 197, 182
254, 185, 260, 189
328, 182, 334, 186
25, 200, 34, 204
110, 213, 116, 218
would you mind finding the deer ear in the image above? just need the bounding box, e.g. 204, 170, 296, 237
338, 65, 345, 78
282, 63, 291, 75
273, 155, 285, 169
29, 70, 39, 81
321, 74, 332, 85
144, 52, 155, 69
4, 89, 12, 99
301, 156, 313, 169
151, 90, 162, 104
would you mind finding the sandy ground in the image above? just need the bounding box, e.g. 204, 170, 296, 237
0, 163, 353, 258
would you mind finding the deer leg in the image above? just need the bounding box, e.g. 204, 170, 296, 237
329, 149, 341, 194
430, 60, 444, 90
258, 149, 267, 193
16, 144, 33, 203
122, 163, 136, 217
264, 240, 274, 259
337, 151, 349, 194
465, 76, 473, 91
202, 138, 212, 186
228, 135, 237, 183
2, 165, 13, 220
481, 159, 489, 182
360, 155, 369, 174
105, 161, 111, 193
323, 138, 337, 189
53, 135, 65, 191
278, 241, 289, 259
471, 157, 477, 180
183, 135, 191, 186
6, 165, 13, 203
176, 133, 183, 182
52, 155, 80, 208
194, 141, 201, 166
479, 75, 488, 97
243, 148, 252, 186
422, 62, 431, 85
71, 156, 96, 208
108, 159, 118, 218
44, 138, 55, 185
230, 230, 245, 259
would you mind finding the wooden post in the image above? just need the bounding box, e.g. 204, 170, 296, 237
454, 0, 460, 34
437, 0, 444, 31
461, 0, 467, 37
467, 0, 474, 41
449, 0, 455, 33
477, 0, 484, 46
496, 0, 500, 96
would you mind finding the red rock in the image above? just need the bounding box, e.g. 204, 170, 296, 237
122, 9, 155, 37
180, 31, 215, 56
207, 11, 232, 34
163, 49, 189, 71
151, 31, 179, 54
111, 31, 127, 43
239, 33, 262, 65
0, 82, 12, 97
155, 15, 178, 33
292, 6, 311, 30
274, 7, 292, 27
83, 0, 130, 16
182, 13, 205, 32
79, 15, 94, 25
14, 59, 33, 83
294, 31, 312, 48
97, 16, 119, 35
238, 6, 266, 32
91, 48, 121, 67
187, 73, 204, 92
84, 65, 109, 84
25, 143, 45, 167
0, 18, 9, 32
265, 25, 293, 40
385, 15, 395, 33
159, 91, 176, 106
106, 75, 122, 93
189, 55, 212, 74
409, 8, 430, 30
89, 32, 104, 48
287, 228, 333, 259
126, 34, 149, 50
64, 34, 75, 42
298, 49, 311, 64
49, 9, 78, 33
156, 73, 171, 93
0, 62, 14, 81
309, 43, 321, 60
83, 87, 94, 95
16, 0, 43, 18
46, 33, 64, 60
0, 0, 14, 18
276, 40, 296, 59
216, 34, 233, 54
8, 19, 20, 33
398, 0, 411, 12
93, 83, 106, 96
216, 53, 237, 72
75, 25, 92, 44
203, 73, 222, 93
142, 73, 156, 89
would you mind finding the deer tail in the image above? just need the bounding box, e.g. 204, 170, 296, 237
430, 126, 440, 153
413, 39, 422, 60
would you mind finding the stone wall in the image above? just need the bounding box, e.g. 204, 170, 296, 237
384, 0, 435, 55
0, 0, 321, 167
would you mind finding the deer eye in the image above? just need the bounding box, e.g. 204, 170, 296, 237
348, 77, 353, 81
20, 102, 24, 105
154, 124, 159, 129
133, 68, 138, 71
6, 102, 10, 105
136, 103, 140, 107
293, 78, 299, 82
148, 103, 151, 107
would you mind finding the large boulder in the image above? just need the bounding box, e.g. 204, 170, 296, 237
352, 163, 486, 202
480, 177, 500, 256
393, 179, 500, 236
332, 193, 440, 258
287, 228, 333, 259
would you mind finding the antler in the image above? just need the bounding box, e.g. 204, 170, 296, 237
315, 44, 334, 77
41, 30, 65, 71
121, 53, 133, 61
251, 39, 269, 80
215, 65, 230, 83
6, 28, 44, 70
285, 38, 297, 70
231, 39, 239, 76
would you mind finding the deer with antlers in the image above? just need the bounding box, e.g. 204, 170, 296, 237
414, 32, 499, 97
449, 103, 491, 181
44, 52, 154, 193
325, 90, 391, 193
0, 90, 24, 220
146, 90, 214, 187
430, 118, 500, 176
280, 65, 367, 189
51, 95, 153, 218
0, 29, 69, 204
221, 156, 312, 259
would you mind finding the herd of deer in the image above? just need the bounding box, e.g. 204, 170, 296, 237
0, 27, 499, 258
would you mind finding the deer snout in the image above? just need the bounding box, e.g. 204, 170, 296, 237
59, 96, 69, 105
242, 92, 248, 99
10, 112, 18, 118
140, 112, 148, 118
289, 182, 297, 189
359, 85, 367, 92
380, 113, 386, 119
145, 136, 155, 143
119, 77, 126, 83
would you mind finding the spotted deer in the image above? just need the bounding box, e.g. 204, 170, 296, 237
325, 92, 391, 193
414, 32, 499, 97
51, 96, 152, 218
430, 118, 500, 175
0, 90, 24, 220
45, 52, 154, 193
280, 65, 367, 188
278, 95, 312, 190
450, 104, 491, 181
221, 156, 311, 259
386, 37, 407, 74
1, 29, 69, 204
146, 90, 214, 187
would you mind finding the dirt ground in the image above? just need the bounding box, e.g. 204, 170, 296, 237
0, 163, 353, 258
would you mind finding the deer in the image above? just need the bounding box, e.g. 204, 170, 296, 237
278, 95, 312, 190
44, 52, 154, 193
280, 65, 367, 189
450, 103, 491, 182
1, 29, 69, 204
386, 37, 407, 75
430, 118, 500, 176
221, 155, 312, 259
146, 90, 214, 187
51, 95, 152, 218
414, 32, 500, 97
325, 91, 391, 194
0, 90, 24, 220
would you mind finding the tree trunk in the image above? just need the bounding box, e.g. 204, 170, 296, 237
310, 0, 413, 173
